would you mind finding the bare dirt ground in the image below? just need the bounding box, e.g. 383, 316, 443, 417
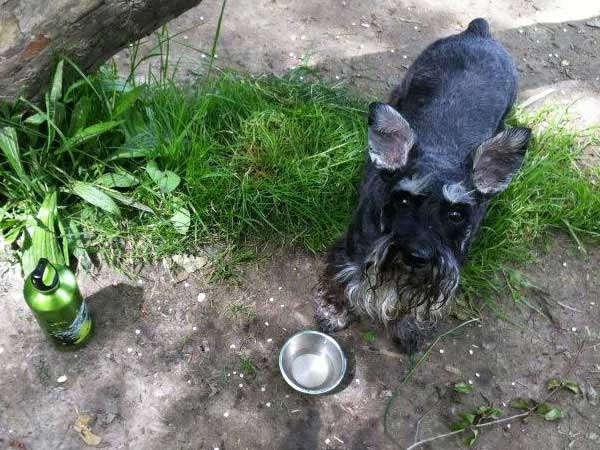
1, 1, 600, 450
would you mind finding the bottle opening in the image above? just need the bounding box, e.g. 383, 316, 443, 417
31, 258, 59, 292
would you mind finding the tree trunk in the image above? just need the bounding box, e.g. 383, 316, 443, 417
0, 0, 203, 103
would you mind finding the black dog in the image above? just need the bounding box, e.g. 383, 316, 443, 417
315, 18, 531, 353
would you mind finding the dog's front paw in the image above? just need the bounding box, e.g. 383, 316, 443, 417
389, 318, 437, 354
314, 290, 351, 333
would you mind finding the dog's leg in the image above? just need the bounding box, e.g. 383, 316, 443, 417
388, 317, 437, 354
314, 272, 353, 333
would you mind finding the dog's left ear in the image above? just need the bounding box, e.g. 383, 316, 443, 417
368, 102, 415, 171
471, 127, 531, 195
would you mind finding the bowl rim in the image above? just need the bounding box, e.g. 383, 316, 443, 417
278, 330, 347, 395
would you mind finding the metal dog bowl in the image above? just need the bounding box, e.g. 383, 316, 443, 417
279, 330, 347, 395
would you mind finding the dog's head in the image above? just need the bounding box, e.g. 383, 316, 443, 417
364, 103, 531, 311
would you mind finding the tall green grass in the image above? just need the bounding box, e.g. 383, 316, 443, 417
1, 55, 599, 308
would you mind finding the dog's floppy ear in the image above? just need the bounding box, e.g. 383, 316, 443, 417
368, 102, 415, 171
471, 127, 531, 195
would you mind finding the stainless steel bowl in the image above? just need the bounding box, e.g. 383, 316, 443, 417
279, 330, 347, 395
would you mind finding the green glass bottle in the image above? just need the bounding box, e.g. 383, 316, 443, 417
23, 258, 93, 349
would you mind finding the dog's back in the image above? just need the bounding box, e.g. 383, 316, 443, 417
390, 18, 518, 167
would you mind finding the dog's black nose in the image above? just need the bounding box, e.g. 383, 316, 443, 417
402, 247, 432, 269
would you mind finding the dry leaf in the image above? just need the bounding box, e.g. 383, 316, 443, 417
73, 414, 102, 446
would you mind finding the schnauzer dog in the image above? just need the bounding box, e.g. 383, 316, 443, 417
315, 18, 531, 353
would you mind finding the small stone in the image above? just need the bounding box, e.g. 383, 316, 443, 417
563, 28, 567, 32
135, 329, 141, 335
335, 75, 340, 80
0, 347, 4, 354
280, 304, 285, 308
549, 53, 554, 58
591, 302, 596, 306
127, 347, 133, 353
325, 438, 331, 444
269, 297, 274, 302
439, 349, 445, 354
351, 22, 356, 26
289, 52, 295, 57
468, 379, 474, 385
562, 262, 568, 267
414, 25, 419, 30
239, 383, 243, 388
361, 23, 370, 28
261, 387, 266, 392
267, 338, 273, 343
223, 411, 229, 418
198, 293, 207, 302
200, 15, 204, 20
57, 375, 68, 383
561, 59, 570, 67
240, 374, 244, 378
588, 432, 598, 441
192, 326, 197, 331
475, 372, 480, 378
233, 371, 237, 374
300, 35, 306, 40
518, 29, 524, 33
444, 365, 461, 375
469, 349, 474, 355
266, 402, 272, 407
184, 282, 190, 287
137, 279, 144, 285
571, 327, 577, 332
264, 322, 269, 326
183, 35, 189, 40
511, 382, 516, 386
554, 53, 559, 58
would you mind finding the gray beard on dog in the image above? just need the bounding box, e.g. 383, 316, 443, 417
333, 234, 461, 325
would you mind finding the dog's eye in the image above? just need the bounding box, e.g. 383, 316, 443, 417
448, 209, 465, 223
395, 192, 413, 208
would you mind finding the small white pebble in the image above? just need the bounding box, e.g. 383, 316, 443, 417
188, 379, 192, 384
475, 372, 480, 378
289, 52, 295, 57
562, 262, 567, 267
264, 321, 269, 326
548, 53, 553, 58
511, 382, 516, 386
183, 35, 189, 40
233, 371, 237, 374
562, 28, 567, 32
214, 448, 220, 450
200, 16, 204, 20
571, 327, 577, 332
351, 22, 356, 26
267, 338, 273, 343
390, 49, 395, 53
299, 76, 304, 80
127, 347, 133, 353
469, 349, 474, 355
0, 347, 4, 354
192, 326, 197, 331
230, 344, 236, 349
269, 297, 274, 302
325, 438, 331, 445
261, 387, 266, 392
239, 383, 243, 388
439, 349, 445, 354
135, 329, 141, 335
240, 374, 244, 378
223, 411, 229, 418
137, 352, 142, 357
468, 379, 474, 385
285, 394, 289, 398
201, 54, 207, 59
536, 39, 540, 44
57, 375, 68, 383
356, 379, 360, 384
278, 286, 282, 290
280, 304, 285, 308
518, 29, 524, 34
137, 279, 144, 285
361, 23, 370, 28
591, 302, 596, 306
554, 53, 559, 58
74, 354, 78, 359
184, 282, 190, 287
266, 402, 272, 407
402, 54, 408, 59
335, 75, 340, 80
227, 373, 231, 377
198, 293, 206, 302
300, 35, 306, 40
106, 353, 111, 358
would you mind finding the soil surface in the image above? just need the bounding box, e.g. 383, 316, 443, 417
2, 1, 600, 450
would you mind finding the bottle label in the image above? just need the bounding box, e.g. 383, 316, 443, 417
50, 301, 92, 345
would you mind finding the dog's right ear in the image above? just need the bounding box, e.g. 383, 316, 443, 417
368, 103, 415, 171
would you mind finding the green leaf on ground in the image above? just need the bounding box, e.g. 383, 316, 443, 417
70, 181, 120, 216
454, 382, 474, 394
170, 207, 191, 235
